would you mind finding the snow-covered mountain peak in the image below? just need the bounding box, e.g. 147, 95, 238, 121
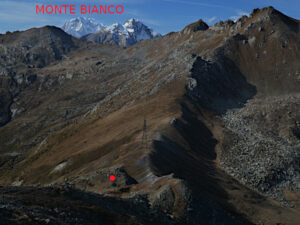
105, 23, 126, 34
123, 18, 161, 41
123, 18, 140, 27
123, 19, 142, 34
63, 17, 161, 46
62, 17, 104, 38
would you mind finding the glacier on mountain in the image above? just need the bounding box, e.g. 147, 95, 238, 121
62, 17, 160, 46
62, 17, 104, 38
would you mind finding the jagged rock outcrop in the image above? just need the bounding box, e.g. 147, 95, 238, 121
182, 20, 209, 34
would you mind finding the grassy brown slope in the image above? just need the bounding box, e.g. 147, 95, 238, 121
3, 80, 185, 186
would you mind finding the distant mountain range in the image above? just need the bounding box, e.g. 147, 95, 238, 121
62, 17, 160, 47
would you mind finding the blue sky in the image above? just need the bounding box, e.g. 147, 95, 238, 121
0, 0, 300, 34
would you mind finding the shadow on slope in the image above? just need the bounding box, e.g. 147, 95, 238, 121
188, 56, 257, 114
150, 100, 254, 225
149, 55, 258, 224
0, 186, 176, 225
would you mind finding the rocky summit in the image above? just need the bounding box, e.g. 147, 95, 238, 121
0, 6, 299, 225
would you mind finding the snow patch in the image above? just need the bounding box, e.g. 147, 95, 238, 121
12, 179, 23, 186
51, 161, 69, 174
248, 36, 256, 47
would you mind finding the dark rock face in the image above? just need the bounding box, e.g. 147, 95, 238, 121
0, 71, 41, 127
187, 56, 256, 114
293, 123, 300, 140
0, 89, 12, 126
190, 20, 209, 32
183, 20, 209, 33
